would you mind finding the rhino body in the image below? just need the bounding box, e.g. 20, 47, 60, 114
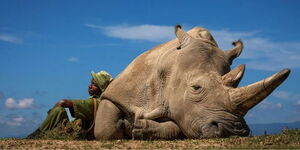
94, 25, 290, 140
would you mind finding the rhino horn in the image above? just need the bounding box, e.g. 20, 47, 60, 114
222, 64, 245, 88
224, 40, 243, 65
175, 25, 194, 49
229, 69, 290, 116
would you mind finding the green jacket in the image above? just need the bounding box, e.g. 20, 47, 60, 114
71, 97, 101, 129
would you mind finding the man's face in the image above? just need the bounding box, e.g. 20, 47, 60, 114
88, 79, 102, 96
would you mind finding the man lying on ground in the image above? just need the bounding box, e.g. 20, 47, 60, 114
27, 71, 113, 139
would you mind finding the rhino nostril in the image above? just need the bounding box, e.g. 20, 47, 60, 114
210, 121, 219, 128
201, 121, 222, 138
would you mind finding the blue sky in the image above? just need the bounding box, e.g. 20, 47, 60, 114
0, 0, 300, 138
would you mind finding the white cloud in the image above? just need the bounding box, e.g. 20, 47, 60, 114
12, 116, 25, 122
272, 90, 300, 100
85, 24, 174, 42
67, 56, 79, 62
86, 24, 300, 71
258, 101, 282, 109
297, 100, 300, 106
5, 98, 34, 109
211, 29, 300, 71
6, 116, 25, 126
0, 33, 23, 44
273, 91, 292, 100
85, 24, 102, 29
0, 114, 41, 137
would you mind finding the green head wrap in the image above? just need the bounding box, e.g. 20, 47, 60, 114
91, 71, 113, 93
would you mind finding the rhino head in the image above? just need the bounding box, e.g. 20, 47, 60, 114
163, 25, 291, 138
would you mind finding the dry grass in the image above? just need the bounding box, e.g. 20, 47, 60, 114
1, 129, 300, 149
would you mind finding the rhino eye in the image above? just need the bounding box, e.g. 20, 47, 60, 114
192, 85, 202, 90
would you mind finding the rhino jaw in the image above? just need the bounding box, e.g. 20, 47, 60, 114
230, 68, 291, 116
188, 113, 250, 139
200, 119, 250, 138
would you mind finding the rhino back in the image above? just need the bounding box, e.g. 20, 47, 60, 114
101, 38, 178, 115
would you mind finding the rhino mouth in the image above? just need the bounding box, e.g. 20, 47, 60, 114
190, 116, 249, 138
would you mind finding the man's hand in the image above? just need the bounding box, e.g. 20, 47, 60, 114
55, 99, 73, 108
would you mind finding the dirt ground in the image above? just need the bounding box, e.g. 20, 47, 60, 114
1, 129, 300, 149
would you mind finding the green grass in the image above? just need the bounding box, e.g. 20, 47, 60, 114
28, 119, 92, 140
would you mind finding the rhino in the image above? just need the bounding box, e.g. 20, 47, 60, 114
94, 25, 290, 140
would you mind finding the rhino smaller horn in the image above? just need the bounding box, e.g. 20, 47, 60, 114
222, 64, 245, 88
224, 40, 243, 65
229, 69, 290, 116
175, 25, 194, 49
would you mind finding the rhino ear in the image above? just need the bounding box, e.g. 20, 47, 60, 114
224, 40, 243, 64
222, 64, 245, 88
175, 25, 194, 49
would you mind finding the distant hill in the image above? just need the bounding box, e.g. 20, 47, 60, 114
249, 121, 300, 136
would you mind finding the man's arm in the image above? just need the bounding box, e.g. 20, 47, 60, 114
55, 99, 75, 117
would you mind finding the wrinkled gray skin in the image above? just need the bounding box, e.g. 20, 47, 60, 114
94, 25, 291, 140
